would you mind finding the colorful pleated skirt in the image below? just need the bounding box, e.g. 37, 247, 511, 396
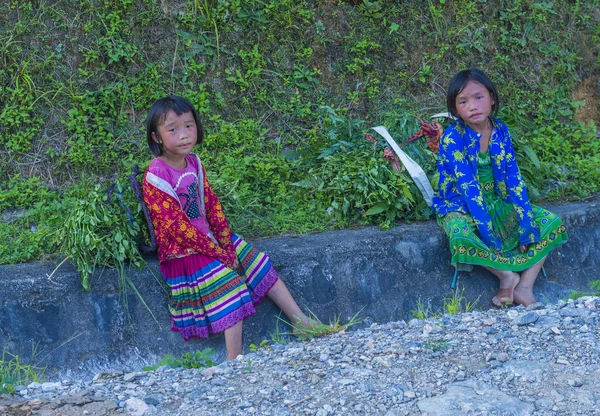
438, 152, 568, 272
160, 234, 278, 340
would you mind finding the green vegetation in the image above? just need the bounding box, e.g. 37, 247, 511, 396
442, 287, 481, 316
54, 182, 145, 290
0, 1, 599, 286
142, 348, 215, 371
424, 340, 451, 352
568, 279, 600, 300
0, 349, 45, 394
411, 287, 481, 319
411, 298, 437, 320
249, 315, 288, 352
249, 339, 271, 353
280, 309, 363, 341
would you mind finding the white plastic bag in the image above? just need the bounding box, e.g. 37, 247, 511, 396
371, 126, 434, 207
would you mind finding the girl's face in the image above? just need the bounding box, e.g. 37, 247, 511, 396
455, 81, 495, 129
152, 110, 197, 164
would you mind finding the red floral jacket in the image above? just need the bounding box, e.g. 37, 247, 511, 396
142, 154, 237, 267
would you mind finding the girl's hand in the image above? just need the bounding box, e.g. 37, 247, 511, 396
519, 244, 528, 253
231, 259, 239, 270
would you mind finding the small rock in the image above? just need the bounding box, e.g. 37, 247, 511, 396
518, 311, 539, 326
125, 398, 153, 416
567, 378, 584, 387
497, 353, 509, 362
507, 310, 519, 320
201, 367, 224, 377
526, 302, 544, 311
41, 382, 61, 392
123, 372, 137, 382
338, 379, 356, 386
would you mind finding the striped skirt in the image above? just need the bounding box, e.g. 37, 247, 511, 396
160, 234, 278, 340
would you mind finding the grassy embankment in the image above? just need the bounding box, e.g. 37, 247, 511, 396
0, 0, 598, 282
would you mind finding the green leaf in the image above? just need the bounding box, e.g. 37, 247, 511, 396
365, 202, 388, 216
520, 145, 541, 169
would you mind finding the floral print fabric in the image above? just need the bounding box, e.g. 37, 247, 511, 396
438, 151, 567, 271
143, 153, 236, 267
432, 119, 540, 253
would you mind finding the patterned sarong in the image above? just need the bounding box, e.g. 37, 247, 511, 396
439, 151, 568, 271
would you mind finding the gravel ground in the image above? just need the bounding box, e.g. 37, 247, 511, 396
1, 296, 599, 416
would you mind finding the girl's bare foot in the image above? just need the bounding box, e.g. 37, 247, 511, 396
513, 283, 536, 307
492, 272, 520, 307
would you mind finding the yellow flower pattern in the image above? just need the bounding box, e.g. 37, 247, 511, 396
432, 119, 541, 250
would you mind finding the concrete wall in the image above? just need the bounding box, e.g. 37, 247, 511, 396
1, 199, 598, 380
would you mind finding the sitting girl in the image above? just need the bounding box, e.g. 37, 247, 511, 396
433, 69, 568, 307
142, 95, 311, 359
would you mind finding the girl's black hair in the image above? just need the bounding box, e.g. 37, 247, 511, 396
146, 95, 204, 156
446, 68, 500, 120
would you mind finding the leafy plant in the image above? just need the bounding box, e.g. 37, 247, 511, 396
424, 340, 450, 352
249, 339, 270, 353
291, 107, 425, 229
442, 287, 480, 315
359, 1, 384, 19
143, 348, 215, 371
568, 280, 600, 300
268, 314, 287, 345
411, 287, 481, 319
411, 298, 437, 320
54, 182, 144, 291
278, 309, 363, 341
0, 349, 45, 395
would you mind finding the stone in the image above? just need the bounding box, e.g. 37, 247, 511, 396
0, 297, 598, 415
507, 310, 519, 320
518, 312, 539, 326
41, 382, 62, 392
123, 372, 138, 382
417, 380, 535, 415
125, 397, 153, 416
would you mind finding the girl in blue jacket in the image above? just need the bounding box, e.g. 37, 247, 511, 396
433, 69, 568, 307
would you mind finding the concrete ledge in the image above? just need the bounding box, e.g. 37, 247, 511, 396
1, 199, 598, 379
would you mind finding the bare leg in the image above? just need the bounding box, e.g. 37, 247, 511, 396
483, 266, 520, 307
513, 257, 546, 307
224, 320, 243, 360
267, 278, 310, 325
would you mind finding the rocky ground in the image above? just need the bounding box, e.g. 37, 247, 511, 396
1, 296, 599, 416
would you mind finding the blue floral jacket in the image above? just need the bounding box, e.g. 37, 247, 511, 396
432, 118, 540, 252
